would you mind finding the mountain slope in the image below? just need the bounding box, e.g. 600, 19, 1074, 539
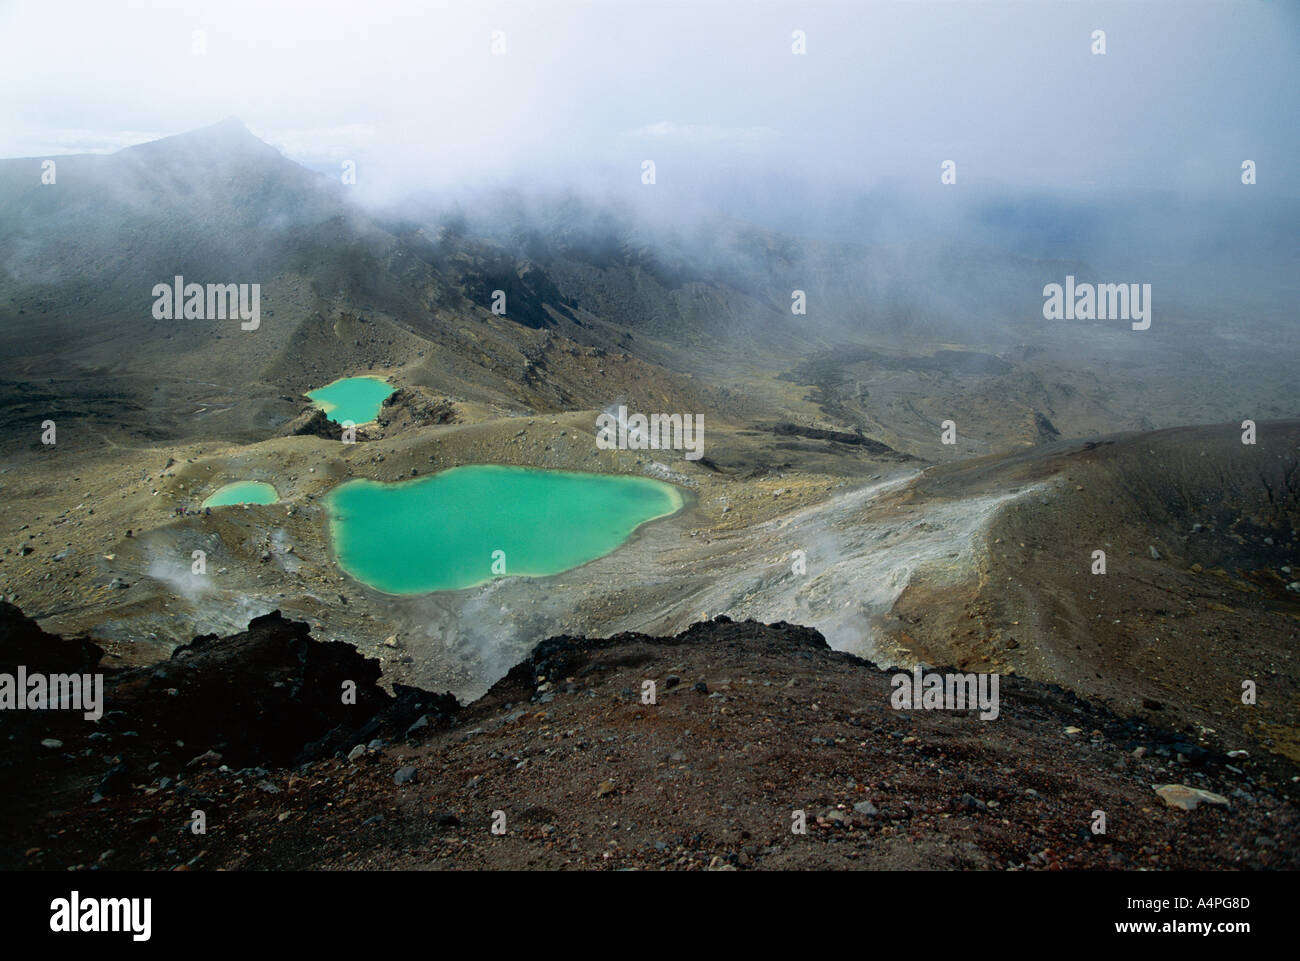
3, 605, 1294, 871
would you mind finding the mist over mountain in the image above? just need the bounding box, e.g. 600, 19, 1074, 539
4, 117, 1292, 440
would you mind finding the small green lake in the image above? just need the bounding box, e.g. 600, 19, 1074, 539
306, 375, 396, 425
325, 465, 683, 593
202, 481, 279, 508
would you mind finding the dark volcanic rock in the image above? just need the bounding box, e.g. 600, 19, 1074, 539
0, 600, 103, 675
487, 617, 838, 707
132, 611, 460, 768
0, 603, 461, 833
763, 421, 918, 461
4, 606, 1297, 872
375, 386, 457, 433
1033, 411, 1061, 442
279, 407, 344, 440
135, 611, 395, 767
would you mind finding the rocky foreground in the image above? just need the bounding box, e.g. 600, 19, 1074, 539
1, 602, 1295, 871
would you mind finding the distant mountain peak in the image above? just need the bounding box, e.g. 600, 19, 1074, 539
180, 115, 264, 145
122, 116, 281, 164
207, 115, 254, 136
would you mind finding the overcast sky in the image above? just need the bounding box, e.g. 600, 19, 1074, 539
2, 0, 1297, 203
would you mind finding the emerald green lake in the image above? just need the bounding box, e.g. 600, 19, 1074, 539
325, 465, 684, 593
306, 375, 395, 425
202, 481, 279, 508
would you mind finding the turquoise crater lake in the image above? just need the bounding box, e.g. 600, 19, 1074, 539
202, 481, 279, 508
306, 375, 396, 425
325, 465, 684, 593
